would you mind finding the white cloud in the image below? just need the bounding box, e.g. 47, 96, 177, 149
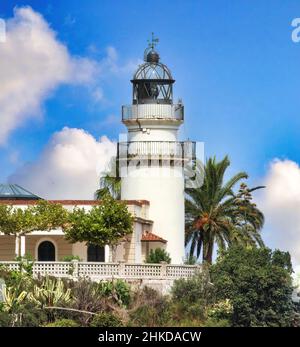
259, 159, 300, 267
100, 46, 141, 77
0, 6, 99, 145
92, 87, 104, 103
8, 127, 116, 199
0, 7, 140, 145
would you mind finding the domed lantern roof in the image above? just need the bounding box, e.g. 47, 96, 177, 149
133, 48, 174, 81
131, 34, 174, 104
133, 60, 173, 81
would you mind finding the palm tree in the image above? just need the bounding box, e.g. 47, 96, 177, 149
95, 157, 121, 200
185, 156, 264, 264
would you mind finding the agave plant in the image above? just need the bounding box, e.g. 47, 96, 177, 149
29, 276, 72, 308
2, 286, 27, 312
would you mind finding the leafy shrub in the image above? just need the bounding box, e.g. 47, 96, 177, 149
90, 313, 123, 327
206, 299, 233, 321
129, 287, 171, 327
0, 302, 47, 327
171, 270, 215, 321
61, 255, 81, 262
70, 279, 105, 325
130, 304, 171, 327
210, 246, 295, 327
45, 319, 79, 327
15, 254, 34, 276
97, 279, 131, 306
184, 255, 197, 265
12, 303, 48, 327
204, 318, 231, 327
29, 276, 72, 309
0, 311, 11, 327
1, 286, 27, 313
0, 266, 35, 293
146, 248, 171, 264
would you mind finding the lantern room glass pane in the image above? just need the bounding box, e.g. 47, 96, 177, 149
133, 62, 173, 80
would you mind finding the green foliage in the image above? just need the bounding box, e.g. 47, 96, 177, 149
33, 200, 69, 231
130, 305, 163, 327
210, 246, 294, 327
45, 319, 79, 327
64, 194, 133, 248
0, 204, 37, 235
1, 247, 295, 327
0, 302, 47, 327
184, 254, 198, 265
61, 255, 81, 262
96, 157, 121, 200
15, 254, 34, 276
206, 299, 233, 321
1, 286, 27, 313
146, 248, 171, 264
97, 279, 131, 307
11, 303, 48, 327
204, 318, 231, 327
129, 287, 171, 327
29, 276, 72, 309
0, 311, 11, 327
69, 278, 105, 325
0, 201, 68, 237
0, 201, 68, 258
171, 270, 215, 321
90, 313, 123, 327
185, 156, 265, 263
0, 266, 34, 294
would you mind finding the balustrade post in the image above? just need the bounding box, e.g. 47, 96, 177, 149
72, 260, 79, 280
119, 261, 126, 278
160, 262, 167, 278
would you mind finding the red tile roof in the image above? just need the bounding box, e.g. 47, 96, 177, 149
0, 199, 149, 207
141, 232, 167, 243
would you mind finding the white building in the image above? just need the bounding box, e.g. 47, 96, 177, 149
0, 42, 195, 264
119, 43, 195, 263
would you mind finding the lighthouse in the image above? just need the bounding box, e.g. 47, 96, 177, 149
118, 36, 195, 264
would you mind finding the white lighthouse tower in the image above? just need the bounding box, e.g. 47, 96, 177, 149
118, 37, 195, 264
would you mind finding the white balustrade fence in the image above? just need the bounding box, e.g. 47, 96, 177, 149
0, 261, 201, 281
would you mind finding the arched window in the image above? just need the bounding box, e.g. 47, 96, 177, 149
87, 244, 105, 262
38, 241, 55, 261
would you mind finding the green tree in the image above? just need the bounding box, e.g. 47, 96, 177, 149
63, 195, 133, 260
0, 205, 36, 236
146, 248, 171, 264
95, 157, 121, 200
210, 246, 294, 327
0, 201, 68, 256
185, 156, 264, 263
33, 200, 68, 231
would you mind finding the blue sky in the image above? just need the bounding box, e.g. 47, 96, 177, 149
0, 0, 300, 184
1, 1, 300, 265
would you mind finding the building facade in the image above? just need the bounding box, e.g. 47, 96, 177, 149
0, 184, 168, 262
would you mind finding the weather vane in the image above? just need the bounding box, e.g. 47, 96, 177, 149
147, 32, 159, 50
144, 32, 159, 61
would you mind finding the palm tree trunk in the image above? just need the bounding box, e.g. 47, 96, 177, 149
202, 242, 213, 264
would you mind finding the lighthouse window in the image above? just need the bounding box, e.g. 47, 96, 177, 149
134, 82, 172, 104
